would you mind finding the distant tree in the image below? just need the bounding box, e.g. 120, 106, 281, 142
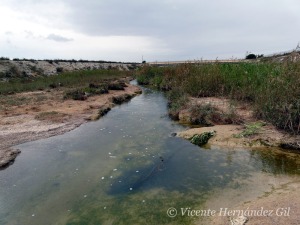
0, 57, 9, 60
245, 54, 257, 60
56, 67, 64, 73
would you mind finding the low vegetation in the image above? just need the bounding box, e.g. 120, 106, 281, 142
135, 62, 300, 134
234, 122, 266, 138
190, 131, 215, 146
0, 69, 130, 95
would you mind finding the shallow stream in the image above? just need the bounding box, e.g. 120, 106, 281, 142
0, 83, 300, 225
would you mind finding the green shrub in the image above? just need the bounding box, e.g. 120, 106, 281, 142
135, 61, 300, 134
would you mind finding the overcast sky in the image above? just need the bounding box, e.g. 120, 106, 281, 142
1, 0, 300, 62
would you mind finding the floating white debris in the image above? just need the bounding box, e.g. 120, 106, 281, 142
84, 195, 87, 198
129, 188, 133, 191
110, 176, 113, 179
13, 184, 16, 187
136, 171, 139, 173
108, 131, 112, 134
145, 147, 148, 150
119, 180, 122, 183
113, 169, 117, 171
76, 168, 79, 171
32, 214, 35, 217
101, 177, 105, 180
129, 153, 132, 155
109, 156, 116, 158
142, 200, 145, 203
104, 206, 107, 209
127, 158, 130, 161
108, 152, 112, 155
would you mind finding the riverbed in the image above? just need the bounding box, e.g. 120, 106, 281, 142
0, 83, 300, 225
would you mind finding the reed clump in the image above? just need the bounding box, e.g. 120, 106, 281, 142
136, 61, 300, 134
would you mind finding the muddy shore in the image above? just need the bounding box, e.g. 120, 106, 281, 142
0, 83, 141, 169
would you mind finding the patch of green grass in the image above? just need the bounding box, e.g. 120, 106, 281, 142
0, 69, 130, 95
190, 131, 215, 146
234, 122, 266, 138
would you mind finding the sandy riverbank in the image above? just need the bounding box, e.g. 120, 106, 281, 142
0, 82, 141, 169
176, 97, 300, 151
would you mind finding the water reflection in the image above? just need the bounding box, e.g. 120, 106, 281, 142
0, 84, 299, 225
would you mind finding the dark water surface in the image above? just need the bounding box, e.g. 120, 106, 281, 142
1, 83, 300, 225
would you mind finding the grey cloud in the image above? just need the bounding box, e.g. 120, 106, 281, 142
60, 0, 300, 59
2, 0, 300, 60
46, 34, 73, 42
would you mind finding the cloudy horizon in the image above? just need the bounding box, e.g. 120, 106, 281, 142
1, 0, 300, 62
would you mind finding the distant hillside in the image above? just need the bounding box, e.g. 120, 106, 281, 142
0, 59, 140, 80
260, 47, 300, 63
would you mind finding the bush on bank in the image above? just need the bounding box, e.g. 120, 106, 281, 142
135, 62, 300, 134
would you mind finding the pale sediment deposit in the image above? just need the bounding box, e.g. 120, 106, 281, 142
0, 83, 141, 168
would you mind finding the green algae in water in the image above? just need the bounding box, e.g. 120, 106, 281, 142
1, 85, 300, 225
66, 190, 203, 225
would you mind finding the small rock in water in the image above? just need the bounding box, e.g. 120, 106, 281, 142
110, 176, 113, 179
101, 177, 105, 180
129, 188, 133, 191
32, 214, 35, 217
84, 195, 87, 198
104, 206, 107, 209
142, 200, 145, 203
230, 216, 248, 225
